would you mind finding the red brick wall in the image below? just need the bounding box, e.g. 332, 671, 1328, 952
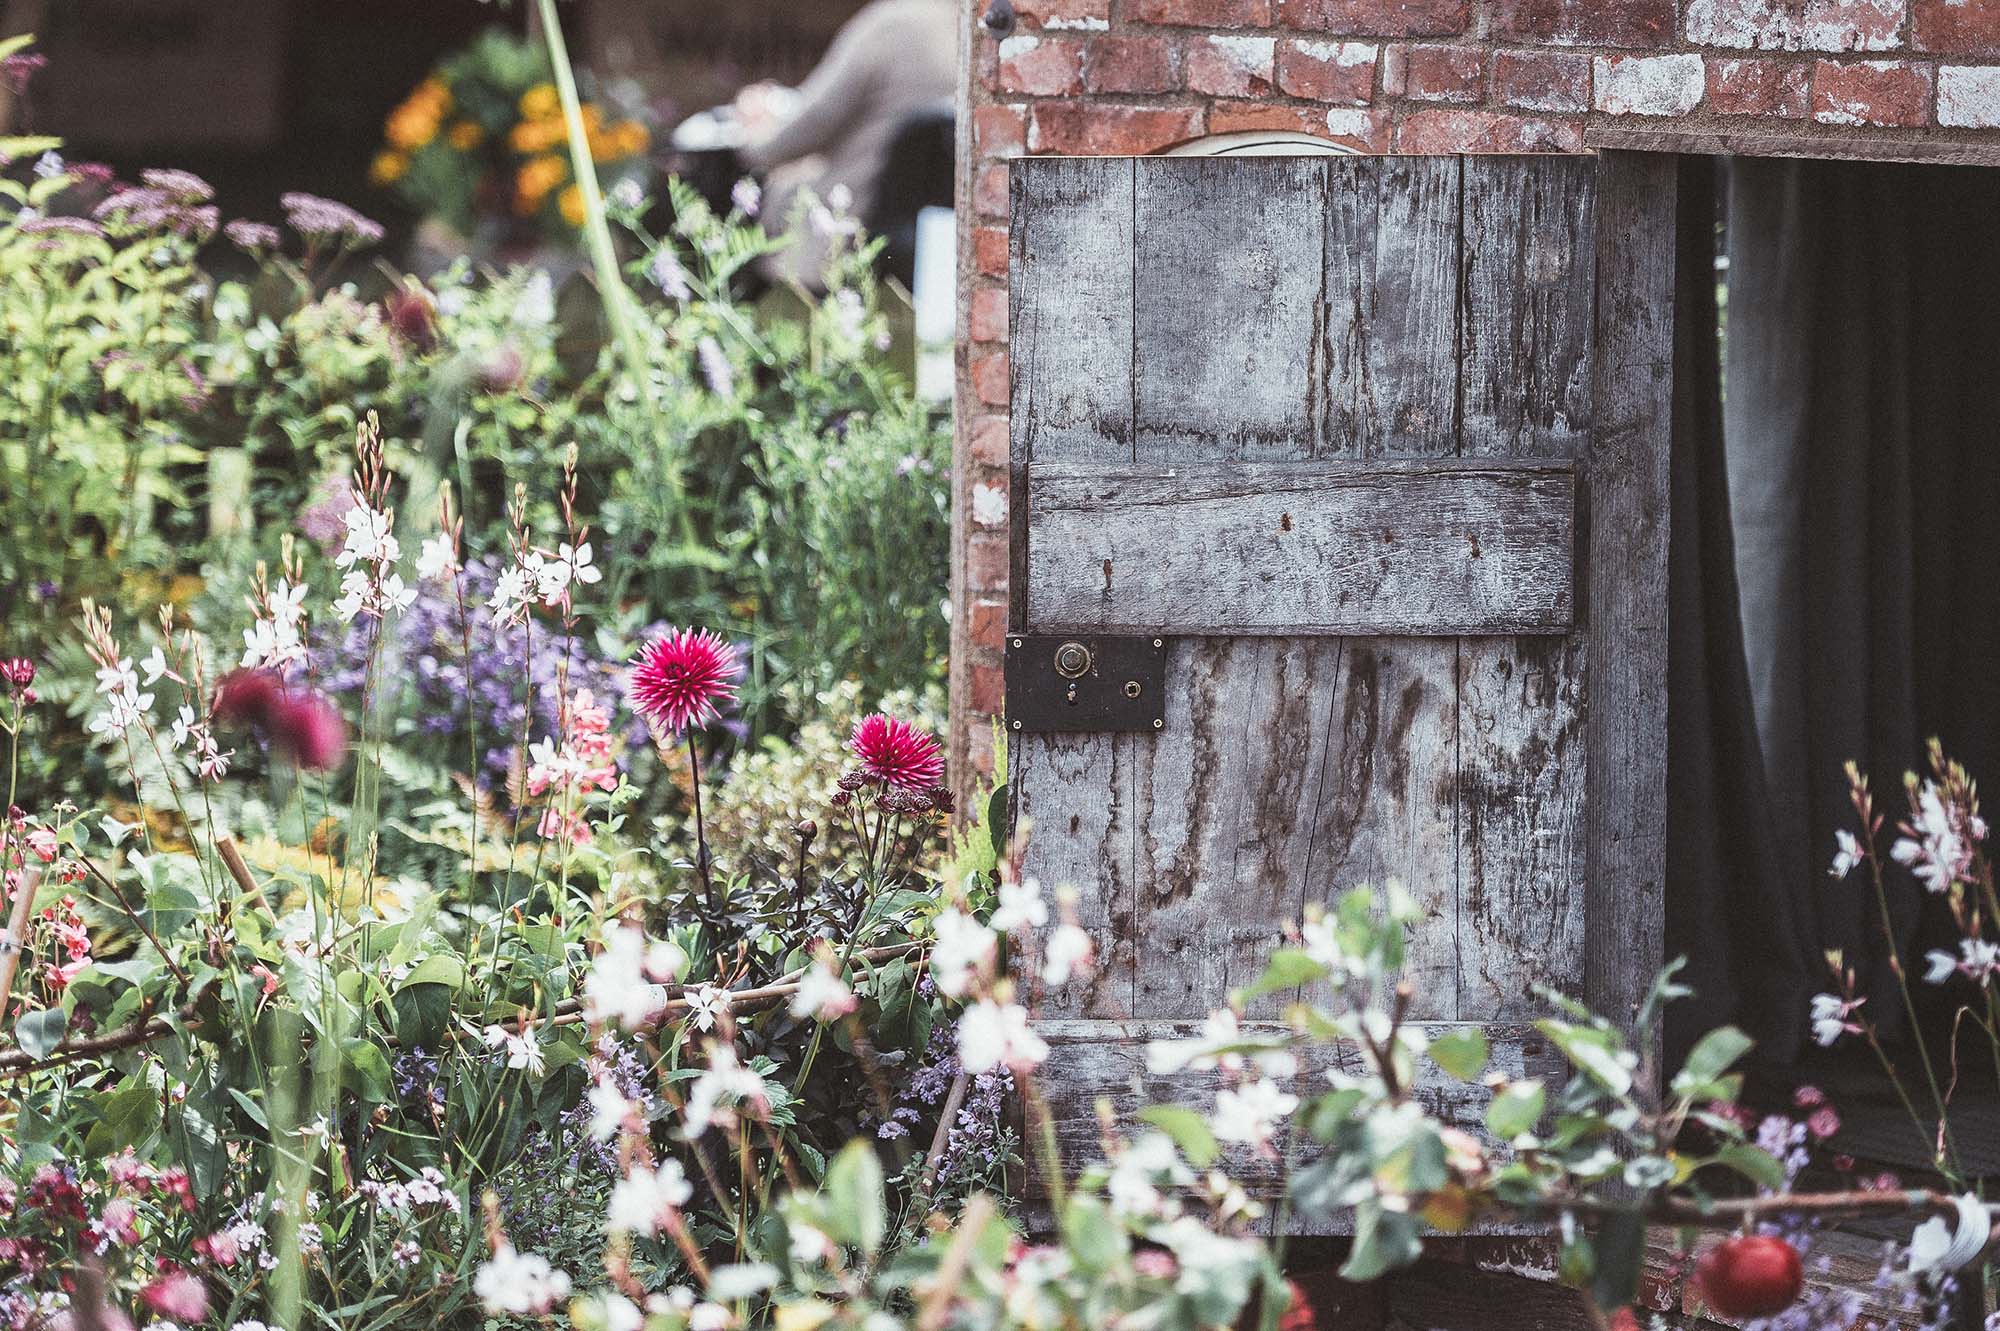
946, 0, 2000, 782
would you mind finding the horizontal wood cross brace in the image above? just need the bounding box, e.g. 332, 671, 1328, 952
1025, 459, 1575, 636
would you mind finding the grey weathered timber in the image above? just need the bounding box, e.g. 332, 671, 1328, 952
1037, 1019, 1568, 1222
1133, 156, 1326, 463
1025, 459, 1575, 636
1006, 154, 1674, 1177
1581, 153, 1676, 1032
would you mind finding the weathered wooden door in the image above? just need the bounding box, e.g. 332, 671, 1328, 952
1006, 153, 1675, 1179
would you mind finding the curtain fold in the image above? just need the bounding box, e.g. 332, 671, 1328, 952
1707, 157, 2000, 1067
1666, 156, 1807, 1071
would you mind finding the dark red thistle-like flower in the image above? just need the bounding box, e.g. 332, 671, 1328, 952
627, 628, 740, 737
212, 669, 347, 772
850, 714, 944, 792
270, 691, 348, 772
212, 669, 284, 728
382, 282, 437, 352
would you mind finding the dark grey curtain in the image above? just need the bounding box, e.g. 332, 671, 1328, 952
1702, 157, 2000, 1066
1666, 157, 1806, 1070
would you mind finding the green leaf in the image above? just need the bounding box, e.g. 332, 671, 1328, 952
86, 1080, 158, 1156
1535, 1020, 1634, 1097
15, 1008, 66, 1059
1339, 1200, 1423, 1282
1590, 1211, 1646, 1311
1232, 949, 1328, 1004
1674, 1025, 1752, 1091
1711, 1142, 1786, 1191
822, 1140, 885, 1257
1138, 1105, 1220, 1168
1486, 1081, 1546, 1140
343, 1040, 393, 1103
1061, 1195, 1128, 1273
1429, 1028, 1488, 1082
396, 954, 465, 992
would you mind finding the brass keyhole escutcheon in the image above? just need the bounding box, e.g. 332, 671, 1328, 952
1053, 641, 1092, 680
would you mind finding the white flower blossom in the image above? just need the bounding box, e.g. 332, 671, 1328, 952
1041, 923, 1094, 987
788, 963, 856, 1022
930, 908, 996, 998
971, 483, 1009, 528
139, 645, 173, 686
957, 999, 1048, 1074
488, 564, 536, 626
1923, 938, 2000, 986
583, 925, 675, 1031
415, 534, 458, 582
472, 1244, 571, 1316
1810, 993, 1861, 1047
992, 878, 1048, 933
588, 1079, 638, 1142
1830, 828, 1865, 879
1212, 1076, 1299, 1148
606, 1158, 693, 1236
1105, 1132, 1191, 1219
481, 1025, 546, 1077
685, 983, 731, 1032
682, 1042, 769, 1133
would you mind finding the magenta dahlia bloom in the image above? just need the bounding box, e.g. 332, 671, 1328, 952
850, 714, 944, 792
627, 628, 740, 737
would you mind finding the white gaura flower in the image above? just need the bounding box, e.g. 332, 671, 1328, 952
1106, 1131, 1191, 1219
536, 542, 600, 605
1890, 781, 1982, 893
685, 983, 731, 1032
1830, 828, 1865, 879
991, 878, 1048, 933
1041, 924, 1094, 987
472, 1244, 571, 1316
682, 1042, 769, 1133
787, 963, 856, 1022
481, 1025, 546, 1077
930, 908, 996, 997
1923, 938, 2000, 986
588, 1079, 639, 1142
957, 999, 1048, 1074
415, 534, 458, 582
605, 1157, 693, 1236
1809, 993, 1861, 1047
1212, 1076, 1299, 1149
1907, 1194, 1991, 1278
139, 645, 174, 686
582, 925, 671, 1031
488, 564, 535, 626
334, 504, 399, 570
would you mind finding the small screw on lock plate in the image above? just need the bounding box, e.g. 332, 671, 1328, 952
1123, 680, 1142, 698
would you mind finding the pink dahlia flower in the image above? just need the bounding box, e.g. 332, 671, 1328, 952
850, 714, 944, 792
627, 628, 739, 737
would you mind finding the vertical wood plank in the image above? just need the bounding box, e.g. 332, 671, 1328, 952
1322, 155, 1462, 459
1453, 155, 1596, 1023
1455, 637, 1588, 1020
1009, 159, 1141, 1019
1299, 639, 1461, 1019
1460, 156, 1598, 460
1583, 153, 1676, 1035
1015, 732, 1136, 1019
1133, 157, 1327, 463
1009, 158, 1136, 469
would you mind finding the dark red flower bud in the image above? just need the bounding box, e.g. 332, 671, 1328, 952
212, 669, 284, 728
382, 283, 437, 352
270, 691, 347, 772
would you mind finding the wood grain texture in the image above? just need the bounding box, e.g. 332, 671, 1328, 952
1456, 637, 1588, 1020
1036, 1018, 1567, 1213
1460, 156, 1597, 460
1130, 638, 1344, 1020
1133, 156, 1327, 463
1009, 158, 1136, 470
1321, 155, 1462, 459
1013, 732, 1136, 1020
1581, 153, 1676, 1037
1025, 460, 1576, 636
1301, 639, 1461, 1021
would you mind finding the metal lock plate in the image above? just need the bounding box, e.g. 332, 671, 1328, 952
1004, 635, 1167, 734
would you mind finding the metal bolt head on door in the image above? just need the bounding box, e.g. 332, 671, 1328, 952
1054, 641, 1093, 679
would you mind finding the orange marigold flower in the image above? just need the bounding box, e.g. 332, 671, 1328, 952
557, 184, 586, 227
369, 151, 408, 186
447, 120, 484, 150
518, 82, 559, 121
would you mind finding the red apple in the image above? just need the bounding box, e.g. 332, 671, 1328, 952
1695, 1234, 1804, 1318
